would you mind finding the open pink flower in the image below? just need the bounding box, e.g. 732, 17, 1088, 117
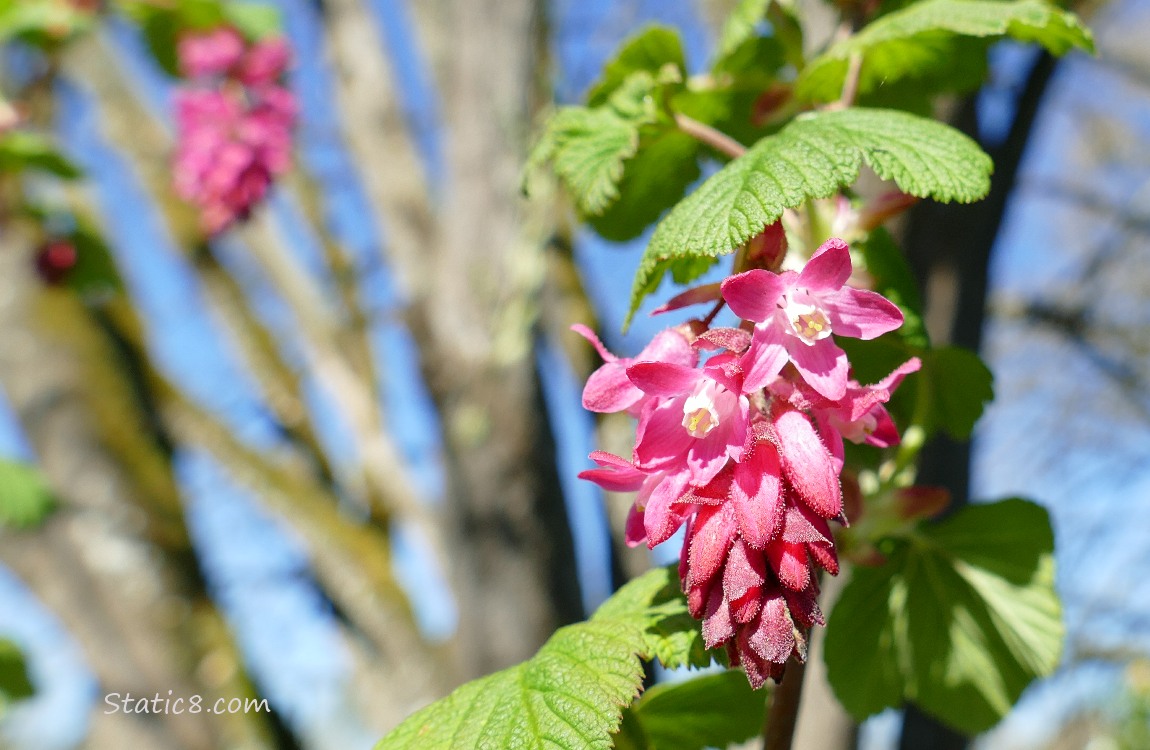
572, 324, 695, 415
178, 28, 245, 78
628, 354, 749, 486
721, 238, 904, 400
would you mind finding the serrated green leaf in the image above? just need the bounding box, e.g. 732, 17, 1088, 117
0, 639, 33, 716
630, 670, 767, 750
0, 460, 56, 530
587, 26, 686, 107
826, 498, 1062, 735
796, 0, 1094, 104
628, 108, 992, 324
529, 73, 661, 217
0, 132, 83, 179
919, 346, 993, 439
587, 129, 700, 242
377, 567, 713, 749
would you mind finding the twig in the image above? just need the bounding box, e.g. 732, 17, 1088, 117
674, 112, 747, 159
763, 657, 808, 750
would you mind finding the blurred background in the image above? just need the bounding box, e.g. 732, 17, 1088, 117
0, 0, 1147, 749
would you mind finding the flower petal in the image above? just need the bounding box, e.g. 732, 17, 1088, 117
582, 363, 641, 412
642, 472, 690, 547
651, 282, 723, 316
731, 442, 784, 548
633, 399, 693, 470
773, 407, 843, 518
797, 238, 852, 292
823, 286, 904, 340
788, 337, 848, 400
740, 324, 790, 392
722, 269, 787, 322
639, 327, 698, 367
627, 362, 699, 396
570, 323, 616, 363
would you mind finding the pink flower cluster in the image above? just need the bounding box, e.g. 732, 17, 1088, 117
578, 238, 919, 687
173, 28, 296, 235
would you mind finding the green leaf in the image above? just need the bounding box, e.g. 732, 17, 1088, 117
0, 459, 56, 530
717, 0, 771, 59
587, 26, 686, 107
223, 4, 283, 41
796, 0, 1094, 104
529, 73, 660, 217
628, 108, 992, 323
629, 670, 767, 750
918, 346, 993, 439
586, 129, 700, 242
377, 566, 713, 749
0, 0, 92, 45
858, 228, 928, 348
0, 639, 33, 716
0, 132, 83, 179
67, 227, 126, 297
825, 498, 1062, 735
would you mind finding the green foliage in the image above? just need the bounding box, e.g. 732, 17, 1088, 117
0, 0, 93, 46
825, 498, 1063, 735
917, 346, 994, 439
858, 228, 928, 348
796, 0, 1094, 105
0, 132, 83, 180
529, 73, 663, 218
377, 567, 714, 750
628, 108, 992, 323
0, 639, 34, 718
717, 0, 771, 59
586, 26, 686, 106
614, 670, 767, 750
68, 226, 126, 298
0, 459, 56, 530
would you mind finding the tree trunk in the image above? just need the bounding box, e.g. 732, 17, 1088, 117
0, 227, 280, 750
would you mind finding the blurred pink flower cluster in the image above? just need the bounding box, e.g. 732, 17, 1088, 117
577, 238, 918, 687
173, 28, 296, 235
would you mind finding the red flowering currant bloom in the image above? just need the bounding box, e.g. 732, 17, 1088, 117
173, 30, 297, 235
721, 238, 904, 400
572, 324, 695, 415
178, 28, 246, 78
628, 353, 750, 487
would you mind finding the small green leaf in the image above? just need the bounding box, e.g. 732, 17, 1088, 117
825, 498, 1062, 735
0, 132, 83, 179
0, 459, 56, 529
140, 10, 181, 76
630, 670, 767, 750
529, 73, 660, 217
67, 227, 125, 297
223, 4, 283, 41
587, 26, 686, 107
919, 346, 994, 439
377, 566, 713, 749
628, 108, 992, 324
796, 0, 1094, 104
0, 639, 34, 716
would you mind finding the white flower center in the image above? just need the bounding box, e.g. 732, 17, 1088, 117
782, 290, 833, 345
682, 380, 722, 438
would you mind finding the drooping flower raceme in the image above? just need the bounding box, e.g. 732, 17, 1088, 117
577, 237, 919, 688
174, 28, 297, 235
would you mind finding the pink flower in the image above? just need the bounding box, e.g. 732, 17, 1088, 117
578, 451, 691, 547
572, 324, 695, 415
721, 238, 904, 400
178, 28, 245, 78
628, 354, 750, 486
238, 38, 293, 86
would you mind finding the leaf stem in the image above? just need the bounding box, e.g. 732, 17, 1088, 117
762, 657, 807, 750
835, 52, 864, 110
673, 112, 747, 159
